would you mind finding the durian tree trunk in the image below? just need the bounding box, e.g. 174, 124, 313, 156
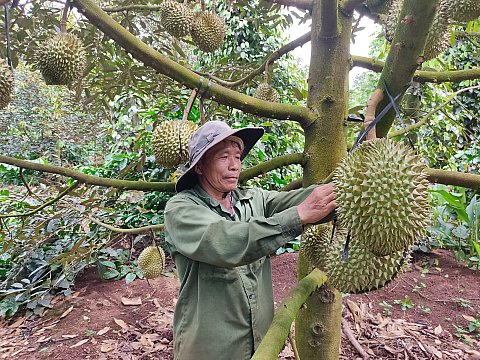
295, 1, 351, 359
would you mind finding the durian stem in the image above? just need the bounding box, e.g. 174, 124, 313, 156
264, 60, 271, 83
251, 269, 328, 360
88, 215, 165, 234
211, 0, 215, 13
60, 1, 70, 33
363, 88, 383, 141
200, 0, 205, 12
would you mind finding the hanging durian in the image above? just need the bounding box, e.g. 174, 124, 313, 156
423, 5, 451, 61
384, 0, 402, 42
440, 0, 480, 22
333, 138, 430, 256
159, 0, 194, 38
190, 11, 226, 52
324, 228, 411, 294
300, 224, 332, 270
151, 119, 198, 168
36, 32, 86, 85
253, 82, 280, 103
0, 58, 14, 109
138, 245, 165, 279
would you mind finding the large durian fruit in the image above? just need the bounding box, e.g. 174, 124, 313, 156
253, 82, 280, 103
138, 246, 165, 279
151, 120, 198, 168
159, 0, 194, 38
423, 5, 451, 61
36, 32, 86, 85
333, 138, 430, 256
384, 0, 402, 42
0, 58, 14, 109
300, 224, 332, 270
190, 12, 226, 52
323, 229, 411, 294
441, 0, 480, 22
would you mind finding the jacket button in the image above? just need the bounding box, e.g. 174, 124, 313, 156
249, 294, 255, 300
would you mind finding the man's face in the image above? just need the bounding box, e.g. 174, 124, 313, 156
195, 140, 242, 194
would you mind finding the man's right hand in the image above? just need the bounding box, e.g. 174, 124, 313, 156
297, 184, 336, 225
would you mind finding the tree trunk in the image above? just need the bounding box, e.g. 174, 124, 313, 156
296, 1, 351, 359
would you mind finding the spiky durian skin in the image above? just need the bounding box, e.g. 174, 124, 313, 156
159, 0, 194, 38
36, 33, 86, 85
333, 139, 430, 256
423, 5, 451, 61
384, 0, 402, 42
441, 0, 480, 22
0, 58, 14, 109
253, 83, 280, 103
324, 229, 411, 294
151, 120, 198, 168
300, 225, 332, 270
138, 246, 165, 279
190, 12, 226, 53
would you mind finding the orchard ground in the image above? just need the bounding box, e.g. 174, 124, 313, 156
1, 249, 479, 359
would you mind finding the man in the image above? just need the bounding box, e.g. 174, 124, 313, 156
164, 121, 335, 360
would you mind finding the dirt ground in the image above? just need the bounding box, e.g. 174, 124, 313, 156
0, 249, 479, 359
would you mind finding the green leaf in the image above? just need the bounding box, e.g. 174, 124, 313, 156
99, 260, 117, 269
125, 272, 136, 285
100, 269, 120, 280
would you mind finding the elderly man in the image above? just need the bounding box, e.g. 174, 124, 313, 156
164, 120, 335, 360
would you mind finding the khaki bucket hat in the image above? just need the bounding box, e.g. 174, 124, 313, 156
175, 121, 264, 192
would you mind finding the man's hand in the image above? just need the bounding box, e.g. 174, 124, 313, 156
297, 184, 336, 225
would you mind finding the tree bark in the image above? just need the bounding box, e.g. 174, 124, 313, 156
296, 1, 351, 359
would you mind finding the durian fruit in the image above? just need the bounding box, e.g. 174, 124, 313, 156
366, 0, 395, 15
384, 0, 402, 42
36, 32, 86, 85
138, 245, 165, 279
301, 224, 332, 270
0, 58, 14, 109
190, 12, 226, 52
253, 83, 280, 103
423, 6, 451, 61
332, 138, 430, 256
159, 0, 194, 38
440, 0, 480, 22
151, 120, 198, 168
324, 228, 411, 294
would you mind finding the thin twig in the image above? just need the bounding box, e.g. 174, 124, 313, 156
87, 215, 165, 234
341, 318, 370, 359
0, 181, 81, 218
288, 330, 300, 360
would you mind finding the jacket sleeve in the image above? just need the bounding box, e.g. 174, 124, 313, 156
164, 194, 303, 268
262, 184, 318, 217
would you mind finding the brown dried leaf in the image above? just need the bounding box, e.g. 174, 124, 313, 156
100, 340, 116, 353
121, 297, 142, 306
113, 318, 130, 330
61, 334, 78, 339
60, 306, 74, 319
434, 324, 442, 335
462, 315, 477, 322
69, 338, 89, 348
97, 326, 111, 336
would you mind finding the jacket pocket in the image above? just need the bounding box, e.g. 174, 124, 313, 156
199, 263, 239, 283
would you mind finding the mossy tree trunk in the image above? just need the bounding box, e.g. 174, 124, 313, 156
295, 1, 351, 359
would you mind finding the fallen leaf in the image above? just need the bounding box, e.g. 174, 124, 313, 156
140, 334, 154, 348
8, 317, 25, 328
36, 336, 52, 343
97, 326, 111, 336
434, 325, 442, 335
62, 334, 78, 339
462, 315, 477, 322
100, 340, 116, 353
70, 338, 89, 348
114, 318, 130, 330
121, 297, 142, 306
60, 306, 74, 319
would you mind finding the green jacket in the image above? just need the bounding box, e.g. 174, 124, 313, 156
164, 184, 315, 360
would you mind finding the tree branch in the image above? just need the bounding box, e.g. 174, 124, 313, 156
70, 0, 315, 127
389, 84, 480, 137
239, 153, 305, 184
0, 181, 80, 218
87, 215, 165, 234
251, 269, 328, 360
102, 5, 162, 13
199, 32, 312, 88
426, 169, 480, 190
352, 55, 480, 84
265, 0, 313, 11
0, 155, 175, 192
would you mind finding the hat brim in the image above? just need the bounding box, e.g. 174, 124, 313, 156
175, 127, 264, 192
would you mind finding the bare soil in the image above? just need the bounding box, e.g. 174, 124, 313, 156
1, 249, 479, 359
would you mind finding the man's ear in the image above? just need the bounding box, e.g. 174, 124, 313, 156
194, 163, 202, 176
